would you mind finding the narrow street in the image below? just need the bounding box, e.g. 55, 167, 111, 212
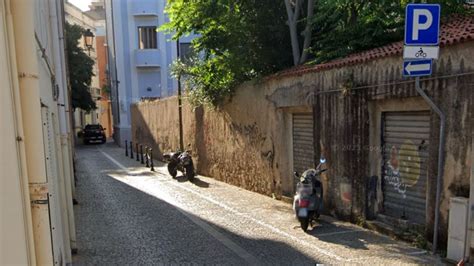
72, 143, 441, 265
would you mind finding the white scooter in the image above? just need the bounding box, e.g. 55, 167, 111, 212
293, 157, 326, 232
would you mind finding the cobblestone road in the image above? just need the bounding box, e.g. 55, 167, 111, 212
73, 143, 442, 265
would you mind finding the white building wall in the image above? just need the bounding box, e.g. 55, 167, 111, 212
0, 0, 34, 263
105, 0, 196, 145
1, 0, 76, 264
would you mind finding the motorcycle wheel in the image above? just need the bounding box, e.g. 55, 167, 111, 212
167, 164, 177, 178
299, 218, 309, 232
185, 162, 195, 182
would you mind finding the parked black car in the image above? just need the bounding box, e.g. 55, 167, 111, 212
82, 124, 106, 144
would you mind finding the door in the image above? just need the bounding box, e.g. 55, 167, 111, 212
292, 113, 315, 188
381, 111, 430, 224
41, 107, 65, 265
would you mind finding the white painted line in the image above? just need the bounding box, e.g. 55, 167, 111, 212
98, 149, 260, 265
315, 229, 366, 237
168, 181, 344, 261
100, 148, 430, 263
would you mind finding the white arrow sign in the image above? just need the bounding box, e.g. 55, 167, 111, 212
405, 62, 430, 74
403, 59, 432, 77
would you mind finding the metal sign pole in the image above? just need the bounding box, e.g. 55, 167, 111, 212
176, 39, 184, 152
415, 77, 446, 253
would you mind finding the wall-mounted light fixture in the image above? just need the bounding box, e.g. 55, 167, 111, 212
83, 28, 95, 56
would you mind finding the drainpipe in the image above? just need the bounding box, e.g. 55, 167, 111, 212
4, 0, 36, 263
415, 77, 446, 254
11, 0, 53, 264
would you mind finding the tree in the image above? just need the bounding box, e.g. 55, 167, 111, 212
65, 23, 96, 111
309, 0, 471, 64
284, 0, 315, 65
162, 0, 293, 106
163, 0, 469, 106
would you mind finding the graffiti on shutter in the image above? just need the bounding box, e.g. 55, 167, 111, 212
382, 111, 430, 224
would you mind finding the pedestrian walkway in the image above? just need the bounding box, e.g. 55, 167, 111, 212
72, 143, 442, 265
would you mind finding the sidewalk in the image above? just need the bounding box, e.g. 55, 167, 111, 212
74, 143, 443, 264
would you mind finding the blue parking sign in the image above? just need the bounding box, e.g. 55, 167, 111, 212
405, 4, 441, 46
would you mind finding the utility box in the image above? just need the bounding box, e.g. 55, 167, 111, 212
447, 197, 469, 262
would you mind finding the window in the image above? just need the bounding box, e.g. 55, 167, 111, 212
179, 43, 194, 64
138, 26, 157, 49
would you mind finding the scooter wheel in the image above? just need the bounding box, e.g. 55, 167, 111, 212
299, 218, 309, 232
185, 164, 194, 182
168, 164, 177, 178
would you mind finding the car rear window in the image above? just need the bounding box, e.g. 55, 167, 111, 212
85, 125, 102, 130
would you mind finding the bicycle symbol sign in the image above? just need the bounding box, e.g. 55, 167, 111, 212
403, 46, 439, 59
415, 48, 427, 58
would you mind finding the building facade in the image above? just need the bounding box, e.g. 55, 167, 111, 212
131, 16, 473, 257
1, 0, 76, 264
86, 1, 114, 138
104, 0, 194, 145
65, 1, 103, 136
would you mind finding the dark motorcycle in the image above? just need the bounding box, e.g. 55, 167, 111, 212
163, 150, 195, 181
293, 157, 326, 232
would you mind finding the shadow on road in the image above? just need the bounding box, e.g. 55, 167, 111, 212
74, 145, 433, 264
191, 177, 210, 188
174, 175, 210, 188
304, 219, 426, 258
73, 153, 317, 264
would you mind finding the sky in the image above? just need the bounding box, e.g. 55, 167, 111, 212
68, 0, 93, 11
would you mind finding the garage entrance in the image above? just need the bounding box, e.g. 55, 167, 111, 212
292, 113, 314, 189
381, 111, 430, 224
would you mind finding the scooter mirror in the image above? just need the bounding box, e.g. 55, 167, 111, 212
320, 157, 326, 164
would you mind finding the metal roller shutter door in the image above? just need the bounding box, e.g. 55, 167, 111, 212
293, 113, 315, 187
382, 111, 430, 224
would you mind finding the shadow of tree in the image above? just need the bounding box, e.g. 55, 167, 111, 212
73, 166, 318, 265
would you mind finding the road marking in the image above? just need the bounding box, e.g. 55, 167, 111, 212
98, 149, 261, 265
314, 229, 365, 237
167, 180, 345, 261
99, 148, 431, 263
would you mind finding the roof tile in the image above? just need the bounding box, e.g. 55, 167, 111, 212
269, 16, 474, 80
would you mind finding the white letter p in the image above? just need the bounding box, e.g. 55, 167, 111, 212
412, 9, 433, 41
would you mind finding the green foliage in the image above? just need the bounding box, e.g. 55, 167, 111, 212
65, 23, 96, 111
163, 0, 470, 106
102, 84, 111, 96
162, 0, 292, 106
309, 0, 470, 64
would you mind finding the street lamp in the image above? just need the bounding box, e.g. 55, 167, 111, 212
84, 29, 94, 55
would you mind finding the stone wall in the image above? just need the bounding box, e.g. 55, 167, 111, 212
131, 41, 473, 246
131, 83, 288, 197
